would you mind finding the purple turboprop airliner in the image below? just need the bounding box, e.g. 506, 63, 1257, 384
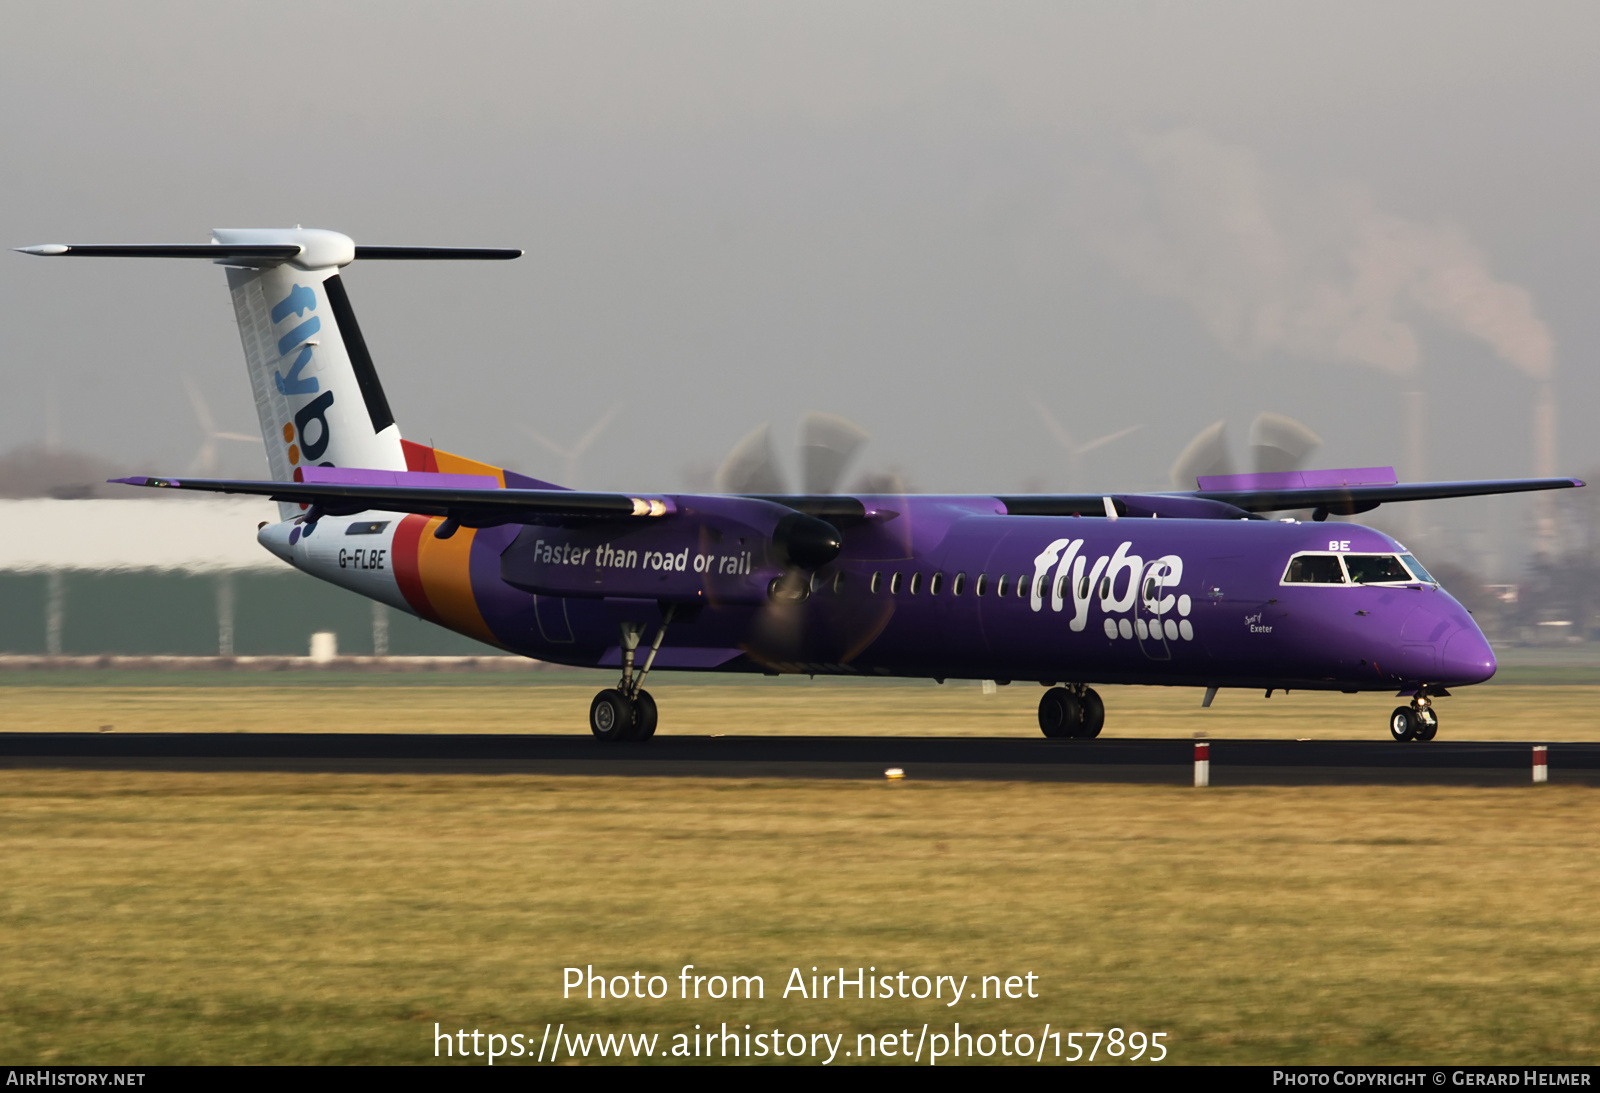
21, 229, 1584, 745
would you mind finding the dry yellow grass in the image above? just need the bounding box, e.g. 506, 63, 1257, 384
2, 676, 1598, 742
1, 770, 1597, 1065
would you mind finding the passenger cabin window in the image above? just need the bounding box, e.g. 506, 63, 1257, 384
930, 573, 944, 595
952, 572, 966, 596
974, 574, 987, 596
833, 571, 845, 594
996, 575, 1009, 597
1345, 554, 1417, 585
1017, 575, 1028, 598
909, 573, 923, 595
890, 572, 903, 594
1283, 554, 1347, 584
871, 571, 882, 594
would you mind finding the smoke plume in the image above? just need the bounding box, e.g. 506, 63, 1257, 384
1087, 128, 1554, 381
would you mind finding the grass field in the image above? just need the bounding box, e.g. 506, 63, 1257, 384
2, 672, 1599, 742
2, 771, 1597, 1065
2, 675, 1597, 1065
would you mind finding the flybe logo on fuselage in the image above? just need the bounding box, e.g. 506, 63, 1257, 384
271, 283, 337, 474
1030, 538, 1195, 643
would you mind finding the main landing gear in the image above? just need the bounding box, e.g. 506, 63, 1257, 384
1039, 685, 1106, 739
590, 608, 674, 742
1389, 694, 1440, 743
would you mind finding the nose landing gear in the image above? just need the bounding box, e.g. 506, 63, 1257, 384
589, 608, 673, 741
1039, 684, 1106, 739
1389, 695, 1440, 742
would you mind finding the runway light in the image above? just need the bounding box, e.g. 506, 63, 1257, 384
1194, 739, 1210, 788
1533, 745, 1548, 784
884, 768, 905, 781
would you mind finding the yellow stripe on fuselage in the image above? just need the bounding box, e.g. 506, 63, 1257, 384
414, 517, 501, 648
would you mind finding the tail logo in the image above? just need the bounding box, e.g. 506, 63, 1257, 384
272, 283, 338, 478
273, 283, 322, 397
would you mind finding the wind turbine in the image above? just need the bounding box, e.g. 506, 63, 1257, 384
1033, 403, 1145, 491
183, 378, 259, 477
519, 406, 622, 487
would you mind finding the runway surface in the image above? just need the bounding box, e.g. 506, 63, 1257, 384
2, 733, 1596, 784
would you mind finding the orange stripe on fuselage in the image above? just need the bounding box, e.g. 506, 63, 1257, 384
413, 517, 501, 647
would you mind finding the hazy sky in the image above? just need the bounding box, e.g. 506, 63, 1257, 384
4, 2, 1596, 571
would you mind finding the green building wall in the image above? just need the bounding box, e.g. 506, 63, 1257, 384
0, 570, 494, 656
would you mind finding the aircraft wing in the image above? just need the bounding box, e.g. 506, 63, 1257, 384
111, 475, 674, 524
995, 468, 1582, 521
1191, 476, 1585, 516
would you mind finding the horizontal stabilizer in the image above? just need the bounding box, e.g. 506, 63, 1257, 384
111, 475, 672, 525
17, 243, 300, 260
353, 246, 522, 261
18, 240, 521, 266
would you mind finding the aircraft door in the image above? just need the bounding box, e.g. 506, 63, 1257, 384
1134, 559, 1173, 661
534, 595, 575, 643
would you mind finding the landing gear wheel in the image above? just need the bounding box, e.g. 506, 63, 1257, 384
1038, 687, 1083, 739
1079, 688, 1105, 739
633, 690, 659, 740
590, 689, 635, 742
1389, 706, 1420, 743
1415, 707, 1438, 742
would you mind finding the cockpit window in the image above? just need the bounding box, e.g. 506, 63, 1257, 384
1399, 554, 1436, 584
1344, 554, 1415, 584
1283, 554, 1346, 584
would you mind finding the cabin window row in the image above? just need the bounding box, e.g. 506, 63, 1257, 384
812, 569, 1180, 606
830, 570, 1111, 599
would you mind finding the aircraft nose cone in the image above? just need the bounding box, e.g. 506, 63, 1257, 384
1441, 627, 1497, 685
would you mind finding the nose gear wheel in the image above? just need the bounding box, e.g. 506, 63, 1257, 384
1389, 697, 1439, 743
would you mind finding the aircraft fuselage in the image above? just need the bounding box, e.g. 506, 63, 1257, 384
260, 494, 1495, 696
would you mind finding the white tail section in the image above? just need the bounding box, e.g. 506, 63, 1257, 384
216, 229, 406, 517
19, 228, 518, 520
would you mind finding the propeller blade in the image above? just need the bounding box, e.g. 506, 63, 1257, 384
799, 412, 869, 494
716, 423, 789, 494
1249, 412, 1323, 474
1170, 421, 1233, 489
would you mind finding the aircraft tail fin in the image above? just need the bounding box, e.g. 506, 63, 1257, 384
19, 229, 520, 518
